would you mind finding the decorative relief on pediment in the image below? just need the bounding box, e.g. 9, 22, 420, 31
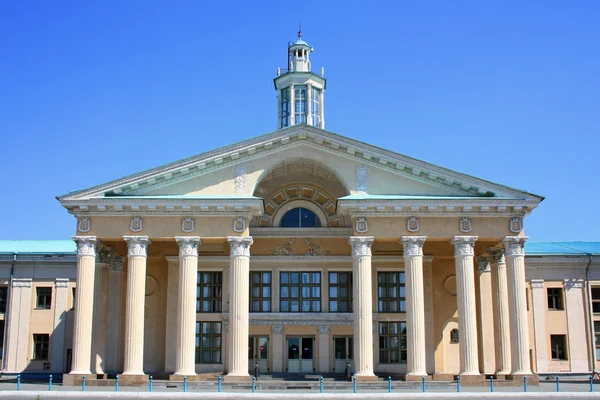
130, 217, 143, 232
355, 217, 368, 233
233, 217, 247, 233
271, 239, 295, 255
356, 165, 368, 192
509, 217, 523, 233
305, 239, 329, 256
234, 163, 247, 193
407, 216, 420, 232
459, 217, 472, 233
181, 217, 194, 233
77, 217, 91, 233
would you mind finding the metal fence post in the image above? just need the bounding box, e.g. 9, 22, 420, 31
457, 375, 461, 392
116, 375, 119, 392
556, 375, 560, 392
353, 375, 357, 393
184, 376, 187, 392
422, 376, 426, 392
149, 375, 153, 392
252, 376, 256, 393
388, 376, 392, 393
490, 376, 494, 392
17, 374, 21, 391
591, 375, 594, 392
49, 374, 53, 391
523, 375, 527, 392
218, 376, 222, 392
320, 376, 323, 393
82, 375, 86, 391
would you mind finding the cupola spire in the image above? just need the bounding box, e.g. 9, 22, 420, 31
274, 31, 326, 129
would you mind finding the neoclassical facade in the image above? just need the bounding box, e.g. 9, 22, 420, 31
1, 34, 599, 384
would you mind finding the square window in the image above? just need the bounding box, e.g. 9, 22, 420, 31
550, 334, 567, 360
547, 288, 564, 310
36, 287, 52, 310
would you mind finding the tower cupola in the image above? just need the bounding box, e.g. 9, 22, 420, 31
274, 31, 326, 129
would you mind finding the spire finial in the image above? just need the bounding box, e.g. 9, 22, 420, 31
298, 22, 302, 38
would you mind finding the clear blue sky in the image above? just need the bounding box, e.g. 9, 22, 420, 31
1, 1, 599, 241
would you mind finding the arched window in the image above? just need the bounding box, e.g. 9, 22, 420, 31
280, 207, 322, 228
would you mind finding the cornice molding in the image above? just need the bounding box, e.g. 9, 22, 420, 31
250, 227, 353, 238
58, 125, 542, 206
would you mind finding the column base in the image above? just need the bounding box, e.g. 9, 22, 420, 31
169, 372, 221, 381
456, 374, 485, 386
63, 374, 96, 387
354, 374, 378, 382
432, 373, 454, 381
507, 374, 539, 386
223, 374, 252, 382
118, 374, 149, 386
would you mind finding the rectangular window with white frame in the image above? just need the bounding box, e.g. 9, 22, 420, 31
36, 287, 52, 310
281, 88, 290, 127
294, 86, 307, 124
310, 87, 320, 127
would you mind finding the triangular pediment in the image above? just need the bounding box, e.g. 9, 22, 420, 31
58, 125, 543, 210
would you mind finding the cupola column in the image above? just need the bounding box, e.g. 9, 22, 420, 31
289, 83, 295, 125
307, 82, 313, 126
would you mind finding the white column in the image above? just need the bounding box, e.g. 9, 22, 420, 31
289, 83, 295, 125
104, 257, 124, 373
226, 236, 253, 379
530, 279, 548, 372
503, 236, 532, 375
476, 256, 495, 374
423, 257, 436, 375
349, 236, 375, 379
320, 89, 325, 129
401, 236, 427, 377
306, 83, 313, 126
174, 236, 201, 376
122, 236, 151, 376
272, 324, 284, 373
50, 278, 69, 373
451, 236, 480, 375
489, 248, 511, 375
318, 325, 330, 373
70, 236, 97, 375
564, 279, 589, 372
164, 256, 179, 373
91, 258, 110, 374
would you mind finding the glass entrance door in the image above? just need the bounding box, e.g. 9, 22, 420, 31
248, 336, 269, 373
287, 336, 314, 372
333, 336, 353, 373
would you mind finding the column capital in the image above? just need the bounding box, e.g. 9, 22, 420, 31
318, 325, 330, 334
530, 278, 544, 288
502, 236, 529, 257
349, 236, 374, 257
476, 255, 491, 272
55, 278, 69, 288
72, 236, 97, 257
228, 236, 253, 257
401, 236, 426, 256
272, 324, 284, 334
123, 235, 151, 257
487, 247, 506, 264
97, 245, 117, 264
175, 236, 201, 256
450, 236, 478, 256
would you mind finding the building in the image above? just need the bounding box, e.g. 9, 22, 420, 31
1, 33, 599, 384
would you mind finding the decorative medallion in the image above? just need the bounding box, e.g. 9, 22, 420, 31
234, 163, 247, 194
181, 217, 194, 233
145, 275, 158, 296
233, 217, 247, 233
407, 216, 420, 232
356, 165, 368, 192
459, 217, 472, 233
355, 217, 368, 233
130, 216, 143, 232
444, 275, 457, 296
228, 236, 253, 257
77, 217, 91, 233
401, 236, 426, 256
509, 217, 523, 233
349, 236, 374, 257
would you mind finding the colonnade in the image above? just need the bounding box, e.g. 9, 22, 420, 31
70, 234, 532, 379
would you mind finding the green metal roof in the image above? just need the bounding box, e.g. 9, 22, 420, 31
291, 38, 311, 47
0, 240, 77, 255
525, 242, 600, 256
338, 195, 515, 201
